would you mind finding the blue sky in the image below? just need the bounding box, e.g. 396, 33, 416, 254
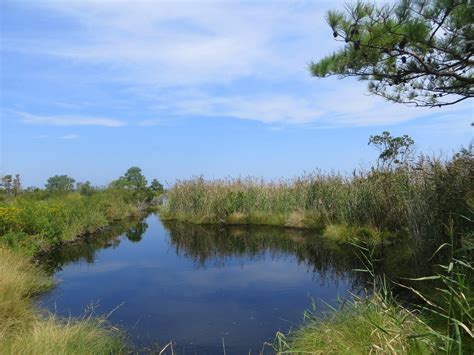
1, 0, 472, 187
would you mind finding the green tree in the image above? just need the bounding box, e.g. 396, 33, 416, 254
369, 131, 415, 169
77, 181, 95, 196
310, 0, 473, 107
150, 179, 164, 194
45, 175, 76, 192
1, 175, 13, 194
12, 174, 21, 196
113, 167, 147, 190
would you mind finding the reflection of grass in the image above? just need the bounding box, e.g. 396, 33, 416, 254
162, 220, 424, 289
0, 247, 125, 354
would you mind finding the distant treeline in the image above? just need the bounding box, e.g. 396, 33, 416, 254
0, 167, 164, 255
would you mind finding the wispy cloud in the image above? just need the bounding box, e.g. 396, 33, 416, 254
59, 134, 80, 140
18, 112, 125, 127
4, 0, 472, 128
133, 84, 472, 127
6, 1, 335, 86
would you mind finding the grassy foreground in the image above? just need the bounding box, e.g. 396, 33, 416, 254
274, 226, 474, 354
161, 147, 472, 244
0, 247, 125, 354
0, 182, 152, 354
273, 295, 434, 354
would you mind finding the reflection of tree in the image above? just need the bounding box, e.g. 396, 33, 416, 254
161, 220, 433, 293
39, 216, 148, 274
126, 221, 149, 243
162, 220, 361, 285
39, 213, 435, 301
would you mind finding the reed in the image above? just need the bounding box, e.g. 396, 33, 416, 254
162, 147, 473, 244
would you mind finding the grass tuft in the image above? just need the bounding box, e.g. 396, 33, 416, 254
0, 247, 126, 355
275, 294, 434, 354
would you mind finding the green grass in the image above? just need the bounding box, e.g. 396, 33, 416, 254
273, 294, 435, 354
274, 225, 474, 354
0, 189, 144, 256
0, 247, 126, 355
0, 188, 146, 354
161, 147, 473, 244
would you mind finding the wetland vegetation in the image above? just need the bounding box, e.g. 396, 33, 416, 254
1, 0, 473, 353
0, 168, 162, 354
161, 144, 473, 246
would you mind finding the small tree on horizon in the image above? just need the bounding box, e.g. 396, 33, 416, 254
112, 167, 148, 190
45, 175, 76, 192
369, 131, 415, 170
77, 181, 95, 196
150, 179, 164, 194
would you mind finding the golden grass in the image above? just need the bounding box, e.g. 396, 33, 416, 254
0, 247, 125, 355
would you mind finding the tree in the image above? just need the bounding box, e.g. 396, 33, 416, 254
12, 174, 21, 196
1, 175, 13, 194
45, 175, 76, 192
112, 167, 147, 190
77, 181, 95, 196
310, 0, 473, 107
150, 179, 164, 194
369, 131, 415, 169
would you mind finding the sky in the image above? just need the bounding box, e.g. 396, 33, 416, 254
1, 0, 472, 188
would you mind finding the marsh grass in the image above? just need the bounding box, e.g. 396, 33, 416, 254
272, 294, 435, 354
0, 247, 126, 355
272, 221, 474, 354
399, 220, 474, 353
0, 189, 143, 255
162, 148, 473, 244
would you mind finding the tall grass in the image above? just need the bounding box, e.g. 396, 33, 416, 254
162, 147, 473, 243
0, 247, 126, 355
272, 294, 435, 354
400, 221, 474, 353
272, 221, 474, 354
0, 189, 144, 256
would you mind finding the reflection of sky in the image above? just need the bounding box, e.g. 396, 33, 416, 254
39, 215, 354, 354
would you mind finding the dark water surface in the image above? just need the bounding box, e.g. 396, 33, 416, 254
39, 214, 372, 354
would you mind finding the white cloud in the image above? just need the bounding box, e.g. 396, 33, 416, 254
5, 0, 471, 128
18, 112, 125, 127
133, 83, 472, 127
59, 134, 80, 140
6, 0, 337, 86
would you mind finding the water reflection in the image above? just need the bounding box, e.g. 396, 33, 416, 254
38, 214, 427, 354
163, 220, 366, 285
126, 220, 149, 243
41, 218, 149, 273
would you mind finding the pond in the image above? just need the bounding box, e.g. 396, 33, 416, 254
38, 214, 399, 354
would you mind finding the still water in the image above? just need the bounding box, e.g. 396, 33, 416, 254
39, 214, 367, 354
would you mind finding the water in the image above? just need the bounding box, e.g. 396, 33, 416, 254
39, 214, 370, 354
